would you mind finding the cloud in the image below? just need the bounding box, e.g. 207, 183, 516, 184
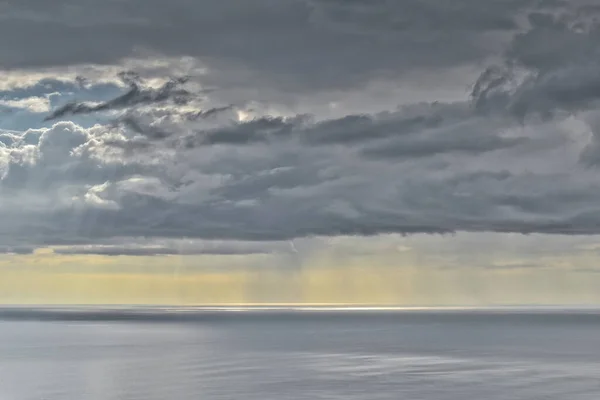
0, 246, 35, 255
471, 5, 600, 121
486, 260, 546, 270
118, 101, 500, 149
115, 105, 235, 142
4, 1, 595, 116
0, 121, 146, 193
0, 96, 50, 113
52, 239, 289, 256
44, 73, 194, 121
0, 0, 532, 98
162, 102, 527, 163
4, 0, 600, 250
0, 109, 598, 247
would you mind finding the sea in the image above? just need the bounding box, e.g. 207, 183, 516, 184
0, 307, 599, 399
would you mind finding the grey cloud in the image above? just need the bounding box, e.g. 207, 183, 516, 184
5, 0, 600, 248
52, 240, 286, 256
0, 0, 535, 96
118, 114, 172, 141
578, 111, 600, 166
0, 246, 35, 255
5, 139, 600, 245
307, 0, 523, 32
116, 105, 235, 142
186, 106, 235, 121
484, 261, 542, 270
137, 102, 465, 148
361, 134, 525, 160
4, 91, 598, 246
75, 76, 89, 89
573, 267, 600, 274
124, 100, 523, 162
4, 0, 592, 118
44, 74, 193, 121
358, 114, 526, 159
471, 5, 600, 121
196, 117, 301, 147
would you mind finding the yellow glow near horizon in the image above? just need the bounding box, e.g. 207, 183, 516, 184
2, 245, 600, 306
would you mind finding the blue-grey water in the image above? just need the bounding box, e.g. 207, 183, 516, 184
0, 308, 599, 399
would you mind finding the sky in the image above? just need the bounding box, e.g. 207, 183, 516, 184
2, 0, 600, 305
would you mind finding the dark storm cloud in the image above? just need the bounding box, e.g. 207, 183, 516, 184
10, 173, 600, 243
0, 0, 534, 94
3, 122, 600, 245
5, 0, 600, 248
470, 4, 600, 121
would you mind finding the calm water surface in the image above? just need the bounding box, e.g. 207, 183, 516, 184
0, 309, 599, 399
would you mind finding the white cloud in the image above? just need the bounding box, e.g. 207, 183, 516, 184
0, 96, 50, 112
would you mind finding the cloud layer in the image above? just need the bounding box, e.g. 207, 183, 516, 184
3, 0, 600, 252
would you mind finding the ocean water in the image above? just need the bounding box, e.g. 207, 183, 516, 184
0, 308, 599, 399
